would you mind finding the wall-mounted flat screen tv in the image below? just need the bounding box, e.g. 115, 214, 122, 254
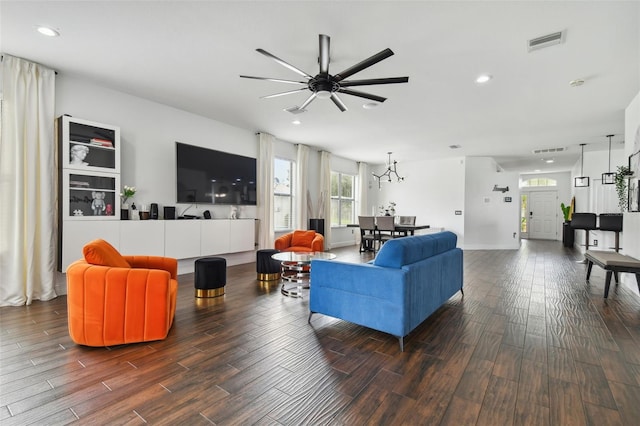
176, 142, 257, 205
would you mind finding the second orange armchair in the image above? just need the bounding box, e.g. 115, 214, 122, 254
275, 230, 324, 252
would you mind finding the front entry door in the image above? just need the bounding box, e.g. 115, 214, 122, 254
529, 191, 557, 240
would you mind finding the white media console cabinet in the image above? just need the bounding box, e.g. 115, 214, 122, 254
58, 218, 256, 272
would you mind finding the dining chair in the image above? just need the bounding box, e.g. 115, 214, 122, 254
358, 216, 377, 253
376, 216, 396, 245
398, 215, 416, 226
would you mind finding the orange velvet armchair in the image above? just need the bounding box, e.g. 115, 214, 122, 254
275, 230, 324, 252
66, 239, 178, 347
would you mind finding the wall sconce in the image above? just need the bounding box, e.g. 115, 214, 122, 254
601, 134, 615, 185
575, 143, 590, 187
493, 185, 509, 193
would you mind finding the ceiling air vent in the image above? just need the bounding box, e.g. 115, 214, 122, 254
528, 31, 565, 52
532, 147, 566, 154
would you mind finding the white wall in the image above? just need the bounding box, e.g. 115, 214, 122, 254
56, 76, 258, 221
464, 157, 520, 249
377, 157, 465, 244
623, 91, 640, 291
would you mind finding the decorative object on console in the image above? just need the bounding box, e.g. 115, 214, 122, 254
229, 206, 237, 219
164, 206, 176, 220
575, 143, 590, 187
130, 203, 139, 220
240, 34, 409, 113
372, 152, 404, 189
150, 203, 158, 220
601, 134, 616, 185
139, 205, 150, 220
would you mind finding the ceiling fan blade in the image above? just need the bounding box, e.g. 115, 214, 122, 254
260, 88, 309, 99
319, 34, 330, 75
256, 48, 312, 79
240, 75, 307, 85
334, 48, 394, 82
299, 93, 317, 110
330, 93, 347, 112
338, 88, 387, 103
340, 77, 409, 87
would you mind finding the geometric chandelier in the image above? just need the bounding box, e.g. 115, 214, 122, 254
372, 152, 404, 189
601, 134, 615, 185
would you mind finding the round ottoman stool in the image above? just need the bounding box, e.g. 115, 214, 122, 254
256, 249, 281, 282
194, 257, 226, 298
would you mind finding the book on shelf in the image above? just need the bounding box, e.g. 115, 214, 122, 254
69, 180, 90, 188
89, 138, 113, 148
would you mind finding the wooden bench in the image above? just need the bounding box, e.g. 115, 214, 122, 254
584, 250, 640, 298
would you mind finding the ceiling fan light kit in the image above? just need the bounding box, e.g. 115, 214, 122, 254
241, 34, 409, 112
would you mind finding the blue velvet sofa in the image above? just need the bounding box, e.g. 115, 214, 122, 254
309, 231, 463, 351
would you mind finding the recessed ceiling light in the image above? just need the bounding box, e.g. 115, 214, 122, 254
36, 26, 60, 37
569, 78, 585, 87
475, 74, 492, 84
449, 144, 462, 149
363, 102, 379, 109
292, 120, 301, 125
542, 158, 555, 163
534, 169, 541, 172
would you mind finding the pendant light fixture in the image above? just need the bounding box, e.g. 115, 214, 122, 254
601, 134, 615, 185
372, 152, 404, 189
574, 143, 589, 187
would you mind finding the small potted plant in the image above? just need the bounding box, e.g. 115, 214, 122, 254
614, 165, 632, 212
560, 202, 571, 223
120, 185, 136, 220
560, 201, 573, 248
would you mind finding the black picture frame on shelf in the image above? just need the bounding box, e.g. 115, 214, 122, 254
629, 179, 639, 213
629, 150, 640, 212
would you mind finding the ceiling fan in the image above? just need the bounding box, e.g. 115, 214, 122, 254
240, 34, 409, 112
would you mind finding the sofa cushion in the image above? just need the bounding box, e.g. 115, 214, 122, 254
291, 230, 316, 247
83, 239, 131, 268
374, 231, 457, 268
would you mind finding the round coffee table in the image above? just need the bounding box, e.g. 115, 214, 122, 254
271, 251, 336, 298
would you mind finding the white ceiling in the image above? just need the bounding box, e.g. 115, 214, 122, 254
2, 1, 638, 171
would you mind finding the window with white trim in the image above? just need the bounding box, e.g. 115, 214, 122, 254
330, 171, 355, 226
274, 158, 294, 231
522, 178, 557, 187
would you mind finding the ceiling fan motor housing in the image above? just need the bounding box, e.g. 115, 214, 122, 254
309, 78, 339, 95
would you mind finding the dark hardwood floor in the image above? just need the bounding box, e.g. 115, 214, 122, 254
1, 240, 640, 425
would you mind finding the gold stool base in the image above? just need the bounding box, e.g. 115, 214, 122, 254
195, 287, 225, 298
257, 272, 280, 282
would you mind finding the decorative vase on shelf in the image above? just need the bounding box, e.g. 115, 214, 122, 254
121, 202, 130, 220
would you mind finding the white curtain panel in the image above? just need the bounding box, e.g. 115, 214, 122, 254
358, 162, 369, 216
257, 133, 275, 249
0, 55, 57, 306
296, 144, 309, 230
320, 150, 332, 250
